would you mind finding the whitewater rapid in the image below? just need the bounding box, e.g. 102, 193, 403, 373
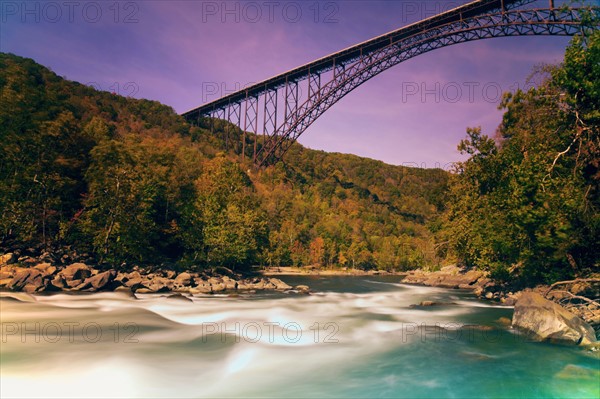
1, 277, 598, 398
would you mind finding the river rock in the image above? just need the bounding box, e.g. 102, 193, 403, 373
33, 263, 57, 277
222, 276, 238, 290
0, 253, 17, 265
269, 278, 292, 290
164, 270, 176, 279
0, 266, 15, 280
166, 293, 193, 302
61, 263, 92, 281
8, 268, 44, 292
555, 364, 600, 381
84, 270, 116, 290
49, 274, 66, 290
295, 285, 310, 294
211, 282, 226, 292
114, 286, 137, 298
189, 282, 212, 294
143, 276, 172, 293
402, 266, 487, 289
175, 272, 193, 286
512, 291, 597, 345
413, 301, 457, 307
123, 271, 144, 290
65, 277, 86, 289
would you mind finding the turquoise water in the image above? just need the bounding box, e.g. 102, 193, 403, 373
1, 276, 598, 398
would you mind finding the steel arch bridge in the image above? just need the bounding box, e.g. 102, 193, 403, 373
182, 0, 599, 167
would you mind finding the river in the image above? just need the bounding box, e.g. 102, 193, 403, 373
1, 276, 598, 398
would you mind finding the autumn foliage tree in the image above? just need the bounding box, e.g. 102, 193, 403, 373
443, 31, 600, 284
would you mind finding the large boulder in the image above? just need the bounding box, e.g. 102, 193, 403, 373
140, 276, 172, 293
8, 268, 45, 293
512, 291, 597, 346
49, 274, 67, 290
61, 263, 92, 281
269, 278, 292, 290
83, 270, 116, 290
402, 266, 486, 290
189, 281, 213, 294
175, 272, 193, 286
0, 266, 15, 280
0, 253, 17, 265
33, 263, 57, 277
222, 276, 238, 290
122, 271, 143, 290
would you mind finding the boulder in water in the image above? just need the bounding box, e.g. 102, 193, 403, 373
512, 291, 597, 345
166, 293, 193, 302
295, 285, 310, 294
269, 278, 292, 290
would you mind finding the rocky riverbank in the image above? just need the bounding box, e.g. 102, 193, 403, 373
0, 252, 309, 296
401, 264, 600, 344
402, 265, 491, 295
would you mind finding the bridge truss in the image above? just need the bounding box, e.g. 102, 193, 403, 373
182, 0, 599, 166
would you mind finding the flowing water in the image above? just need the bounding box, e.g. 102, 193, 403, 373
1, 276, 598, 398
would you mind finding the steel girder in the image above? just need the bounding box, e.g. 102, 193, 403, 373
185, 6, 598, 166
255, 7, 597, 166
184, 0, 537, 118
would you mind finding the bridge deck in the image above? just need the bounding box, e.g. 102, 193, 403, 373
182, 0, 534, 118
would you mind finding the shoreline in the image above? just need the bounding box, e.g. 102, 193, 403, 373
260, 266, 405, 277
3, 255, 598, 343
2, 253, 597, 332
0, 259, 311, 296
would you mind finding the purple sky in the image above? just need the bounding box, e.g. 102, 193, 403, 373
1, 0, 576, 168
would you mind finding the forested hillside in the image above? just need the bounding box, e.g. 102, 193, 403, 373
0, 53, 448, 271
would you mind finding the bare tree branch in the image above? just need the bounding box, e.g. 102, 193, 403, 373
544, 278, 600, 297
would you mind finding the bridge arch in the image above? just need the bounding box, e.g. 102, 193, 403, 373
182, 0, 598, 166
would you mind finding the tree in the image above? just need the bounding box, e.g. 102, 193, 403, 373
193, 156, 267, 269
309, 237, 325, 266
444, 32, 600, 284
